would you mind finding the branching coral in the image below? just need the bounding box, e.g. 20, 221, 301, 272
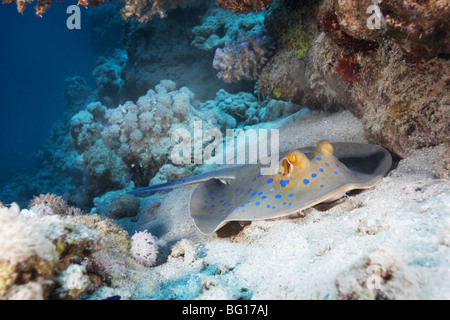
213, 31, 274, 83
216, 0, 274, 14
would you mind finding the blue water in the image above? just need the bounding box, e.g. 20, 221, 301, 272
0, 3, 96, 187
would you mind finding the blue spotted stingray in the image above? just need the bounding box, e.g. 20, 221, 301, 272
128, 141, 392, 234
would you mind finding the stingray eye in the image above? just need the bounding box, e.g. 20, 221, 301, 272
280, 150, 308, 175
287, 155, 296, 163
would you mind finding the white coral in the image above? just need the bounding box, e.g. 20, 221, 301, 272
0, 203, 56, 264
130, 230, 166, 267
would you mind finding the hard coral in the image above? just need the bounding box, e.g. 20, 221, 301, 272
121, 0, 194, 22
216, 0, 274, 14
29, 193, 83, 216
213, 31, 274, 83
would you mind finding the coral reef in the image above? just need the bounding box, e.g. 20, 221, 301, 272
0, 203, 147, 300
63, 76, 95, 116
191, 5, 265, 52
29, 193, 82, 216
216, 0, 274, 14
213, 31, 274, 83
94, 191, 141, 220
255, 0, 450, 157
121, 0, 194, 22
92, 51, 127, 108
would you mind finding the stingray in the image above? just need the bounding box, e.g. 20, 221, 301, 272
127, 141, 392, 234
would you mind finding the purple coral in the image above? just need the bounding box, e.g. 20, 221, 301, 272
213, 32, 274, 83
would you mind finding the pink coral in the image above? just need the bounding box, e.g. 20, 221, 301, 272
213, 32, 274, 83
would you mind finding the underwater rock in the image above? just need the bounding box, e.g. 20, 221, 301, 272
379, 0, 450, 57
257, 0, 450, 157
95, 191, 140, 220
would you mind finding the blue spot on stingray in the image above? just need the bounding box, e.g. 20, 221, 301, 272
267, 178, 274, 184
282, 202, 286, 205
317, 157, 322, 161
334, 171, 339, 175
258, 192, 263, 196
227, 208, 232, 212
204, 200, 208, 203
320, 185, 324, 188
272, 206, 276, 209
262, 195, 267, 199
235, 188, 239, 193
336, 163, 340, 167
319, 168, 324, 172
209, 197, 214, 200
257, 173, 262, 178
325, 162, 330, 166
248, 188, 252, 193
275, 194, 282, 199
246, 201, 250, 203
311, 173, 317, 178
288, 194, 294, 197
288, 203, 292, 206
219, 200, 224, 203
255, 202, 261, 206
267, 204, 271, 208
211, 205, 215, 208
242, 210, 246, 212
220, 194, 225, 198
241, 178, 245, 183
280, 180, 290, 187
219, 209, 224, 213
240, 205, 245, 207
303, 179, 310, 185
251, 192, 257, 197
278, 157, 282, 162
278, 172, 282, 175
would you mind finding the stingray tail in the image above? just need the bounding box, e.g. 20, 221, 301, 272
125, 179, 189, 197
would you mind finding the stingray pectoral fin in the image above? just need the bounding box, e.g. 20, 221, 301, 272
189, 178, 230, 234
